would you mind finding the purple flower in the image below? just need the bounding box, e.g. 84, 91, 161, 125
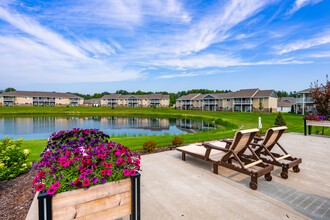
53, 175, 56, 179
101, 177, 106, 184
92, 176, 98, 183
85, 169, 93, 175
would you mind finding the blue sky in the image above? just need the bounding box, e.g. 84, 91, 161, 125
0, 0, 329, 93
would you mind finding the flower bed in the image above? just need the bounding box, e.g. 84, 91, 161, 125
303, 116, 330, 121
32, 128, 141, 219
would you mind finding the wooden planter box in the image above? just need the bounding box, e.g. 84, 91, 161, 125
38, 173, 140, 220
304, 119, 330, 135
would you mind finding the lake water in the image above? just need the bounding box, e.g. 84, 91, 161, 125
0, 116, 215, 140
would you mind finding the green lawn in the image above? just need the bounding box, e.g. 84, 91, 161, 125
1, 107, 328, 162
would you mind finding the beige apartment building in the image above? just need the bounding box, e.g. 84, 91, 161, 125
176, 89, 277, 113
0, 91, 84, 107
100, 94, 170, 107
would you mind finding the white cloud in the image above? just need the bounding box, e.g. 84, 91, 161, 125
158, 72, 198, 79
308, 51, 330, 58
275, 30, 330, 54
78, 39, 116, 56
289, 0, 323, 14
0, 6, 87, 59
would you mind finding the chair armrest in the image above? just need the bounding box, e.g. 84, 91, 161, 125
203, 143, 230, 152
221, 139, 233, 144
250, 142, 263, 148
254, 136, 263, 141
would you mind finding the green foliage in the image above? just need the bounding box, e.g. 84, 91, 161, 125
259, 101, 264, 110
172, 136, 184, 147
256, 129, 263, 137
0, 137, 31, 180
3, 87, 16, 93
274, 112, 286, 126
153, 105, 156, 109
290, 105, 294, 114
143, 141, 157, 153
276, 90, 297, 98
214, 118, 238, 129
270, 107, 273, 113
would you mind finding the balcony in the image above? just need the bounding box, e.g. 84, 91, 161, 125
182, 101, 193, 105
128, 100, 138, 103
3, 97, 14, 101
296, 97, 313, 103
234, 100, 252, 104
203, 101, 217, 105
150, 99, 160, 104
108, 99, 117, 103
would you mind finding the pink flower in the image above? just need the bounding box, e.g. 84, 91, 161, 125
32, 178, 38, 184
105, 162, 112, 169
85, 169, 93, 175
107, 169, 112, 176
101, 162, 107, 166
130, 170, 136, 176
35, 183, 45, 191
123, 168, 130, 176
60, 161, 67, 167
82, 178, 90, 186
46, 187, 56, 195
52, 181, 60, 189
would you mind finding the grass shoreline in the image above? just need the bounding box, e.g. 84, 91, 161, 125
1, 107, 328, 161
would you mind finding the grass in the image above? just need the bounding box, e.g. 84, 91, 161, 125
1, 106, 328, 161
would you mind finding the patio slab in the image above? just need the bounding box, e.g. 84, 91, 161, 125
140, 133, 330, 220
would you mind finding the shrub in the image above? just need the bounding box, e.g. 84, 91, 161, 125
274, 112, 286, 126
153, 105, 156, 109
32, 129, 140, 195
143, 141, 157, 153
172, 136, 184, 147
0, 137, 31, 180
112, 106, 115, 110
270, 107, 273, 113
290, 105, 294, 114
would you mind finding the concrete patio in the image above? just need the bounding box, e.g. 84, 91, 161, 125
140, 133, 330, 219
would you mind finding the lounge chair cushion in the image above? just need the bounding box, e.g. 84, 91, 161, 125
177, 142, 227, 161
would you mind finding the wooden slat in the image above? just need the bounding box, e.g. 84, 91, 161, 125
244, 160, 262, 169
276, 154, 291, 161
74, 203, 131, 220
76, 191, 131, 218
53, 206, 77, 220
53, 178, 130, 210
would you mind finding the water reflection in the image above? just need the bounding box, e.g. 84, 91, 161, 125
0, 116, 215, 140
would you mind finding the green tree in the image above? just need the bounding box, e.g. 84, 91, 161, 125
116, 90, 129, 95
259, 101, 264, 110
290, 105, 294, 114
274, 112, 286, 126
4, 88, 16, 93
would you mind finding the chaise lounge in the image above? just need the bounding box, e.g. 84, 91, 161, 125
249, 126, 302, 179
177, 128, 274, 190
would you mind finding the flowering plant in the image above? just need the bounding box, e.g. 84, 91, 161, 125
32, 129, 141, 195
303, 116, 330, 121
0, 137, 31, 180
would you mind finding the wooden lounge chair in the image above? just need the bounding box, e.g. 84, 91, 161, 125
249, 126, 302, 179
177, 129, 274, 190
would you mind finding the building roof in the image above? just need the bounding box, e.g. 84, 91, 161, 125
297, 88, 311, 94
231, 89, 259, 98
0, 91, 81, 98
277, 97, 296, 107
177, 93, 200, 100
83, 98, 100, 104
254, 90, 276, 98
101, 94, 169, 100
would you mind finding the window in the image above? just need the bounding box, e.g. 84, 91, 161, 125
140, 99, 142, 101
17, 102, 20, 105
220, 99, 223, 102
179, 100, 181, 103
259, 98, 264, 102
59, 97, 62, 100
103, 99, 106, 101
227, 106, 230, 110
226, 99, 230, 102
163, 104, 165, 106
25, 103, 29, 105
25, 97, 29, 99
145, 104, 147, 106
120, 99, 123, 101
125, 99, 127, 101
145, 99, 147, 101
163, 99, 166, 101
59, 103, 62, 105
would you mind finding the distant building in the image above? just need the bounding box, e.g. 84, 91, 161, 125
295, 89, 314, 114
176, 88, 277, 113
0, 91, 84, 107
277, 97, 296, 112
84, 98, 101, 107
100, 94, 170, 107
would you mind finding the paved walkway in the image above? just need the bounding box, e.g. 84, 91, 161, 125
140, 133, 330, 219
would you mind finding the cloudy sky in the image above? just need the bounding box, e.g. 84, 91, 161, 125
0, 0, 329, 93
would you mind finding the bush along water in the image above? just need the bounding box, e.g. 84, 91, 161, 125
32, 129, 141, 195
0, 137, 31, 180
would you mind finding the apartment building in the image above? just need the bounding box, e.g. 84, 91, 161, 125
277, 97, 296, 112
100, 94, 170, 107
0, 91, 84, 107
176, 89, 277, 113
295, 89, 314, 114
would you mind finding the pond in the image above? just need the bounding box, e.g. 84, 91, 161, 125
0, 116, 215, 140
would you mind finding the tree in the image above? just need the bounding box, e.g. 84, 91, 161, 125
115, 90, 129, 95
4, 88, 16, 93
259, 101, 264, 110
309, 75, 330, 116
274, 112, 286, 126
290, 105, 294, 114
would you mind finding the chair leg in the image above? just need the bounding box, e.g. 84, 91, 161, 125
213, 162, 219, 174
249, 177, 258, 190
182, 153, 185, 161
281, 166, 289, 179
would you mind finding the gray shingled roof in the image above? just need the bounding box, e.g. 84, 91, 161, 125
254, 90, 276, 98
177, 93, 200, 100
0, 91, 81, 98
231, 89, 259, 98
101, 94, 169, 100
